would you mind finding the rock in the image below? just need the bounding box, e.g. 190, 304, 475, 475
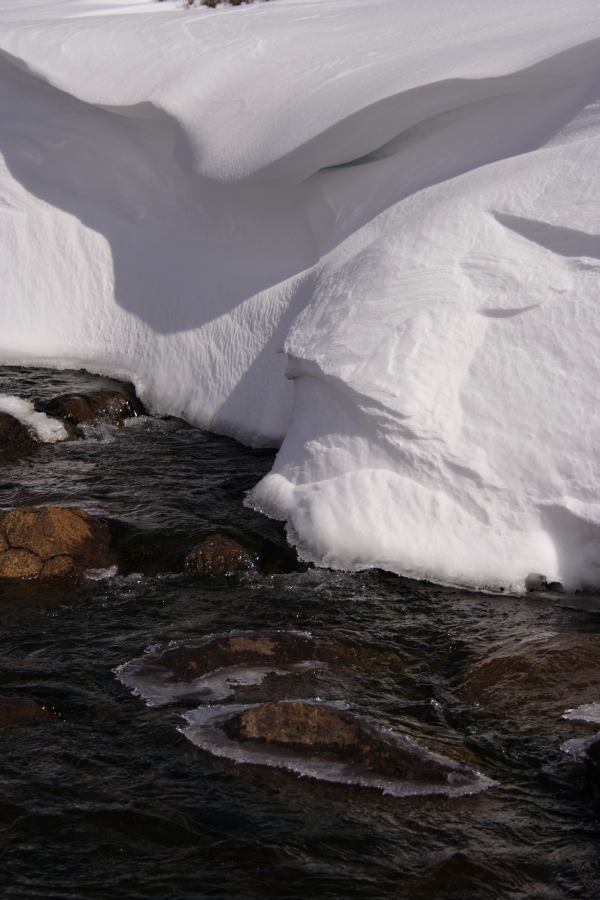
0, 549, 42, 580
0, 412, 38, 458
41, 555, 77, 579
524, 572, 565, 593
462, 633, 600, 723
0, 507, 112, 581
223, 700, 476, 786
44, 388, 145, 428
122, 631, 406, 708
525, 572, 548, 591
184, 533, 256, 576
148, 631, 404, 684
0, 696, 51, 729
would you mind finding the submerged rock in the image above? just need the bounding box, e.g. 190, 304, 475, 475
0, 507, 112, 581
182, 700, 488, 796
463, 633, 600, 723
43, 388, 145, 428
0, 696, 51, 729
142, 631, 403, 683
184, 533, 256, 576
0, 412, 38, 458
117, 631, 405, 708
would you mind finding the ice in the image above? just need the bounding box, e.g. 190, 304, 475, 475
0, 395, 69, 443
114, 633, 324, 707
562, 703, 600, 725
561, 732, 600, 762
116, 656, 319, 707
1, 0, 600, 589
180, 704, 494, 798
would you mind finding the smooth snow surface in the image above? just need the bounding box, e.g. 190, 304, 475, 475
1, 0, 600, 590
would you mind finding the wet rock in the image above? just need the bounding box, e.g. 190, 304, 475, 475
525, 572, 565, 593
41, 555, 77, 579
0, 507, 112, 581
223, 700, 476, 786
119, 631, 406, 709
150, 631, 403, 683
525, 572, 548, 591
44, 388, 145, 428
463, 633, 600, 723
118, 528, 302, 578
0, 549, 43, 580
184, 533, 256, 576
0, 412, 38, 458
0, 696, 51, 729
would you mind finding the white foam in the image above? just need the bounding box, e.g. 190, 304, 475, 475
0, 395, 69, 443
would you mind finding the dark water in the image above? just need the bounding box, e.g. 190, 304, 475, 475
1, 366, 599, 899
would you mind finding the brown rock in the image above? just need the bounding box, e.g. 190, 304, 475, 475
224, 700, 476, 786
0, 696, 51, 729
227, 701, 357, 751
44, 389, 144, 428
0, 412, 38, 458
463, 633, 600, 723
1, 507, 110, 563
41, 555, 77, 579
0, 549, 43, 580
184, 533, 255, 576
0, 507, 112, 580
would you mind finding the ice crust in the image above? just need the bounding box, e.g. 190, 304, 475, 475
180, 704, 494, 798
1, 0, 600, 590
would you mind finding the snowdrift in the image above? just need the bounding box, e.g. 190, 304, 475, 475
1, 0, 600, 591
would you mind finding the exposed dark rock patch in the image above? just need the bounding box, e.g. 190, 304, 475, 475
146, 631, 404, 684
184, 533, 257, 576
0, 412, 38, 459
117, 527, 302, 578
223, 700, 476, 787
0, 696, 52, 729
463, 633, 600, 724
0, 507, 112, 581
42, 388, 145, 428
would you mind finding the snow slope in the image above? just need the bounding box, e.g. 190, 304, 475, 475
1, 0, 600, 590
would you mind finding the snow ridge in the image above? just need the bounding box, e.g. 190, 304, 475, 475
1, 0, 600, 590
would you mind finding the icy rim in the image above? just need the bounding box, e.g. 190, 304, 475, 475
180, 703, 495, 799
1, 0, 600, 591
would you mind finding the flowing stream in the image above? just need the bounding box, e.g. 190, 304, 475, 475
1, 366, 599, 899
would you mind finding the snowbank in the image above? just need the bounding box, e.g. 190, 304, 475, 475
1, 0, 600, 590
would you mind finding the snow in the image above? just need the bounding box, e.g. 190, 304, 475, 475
0, 395, 69, 442
1, 0, 600, 591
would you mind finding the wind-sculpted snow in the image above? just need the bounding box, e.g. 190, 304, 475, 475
1, 0, 600, 590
